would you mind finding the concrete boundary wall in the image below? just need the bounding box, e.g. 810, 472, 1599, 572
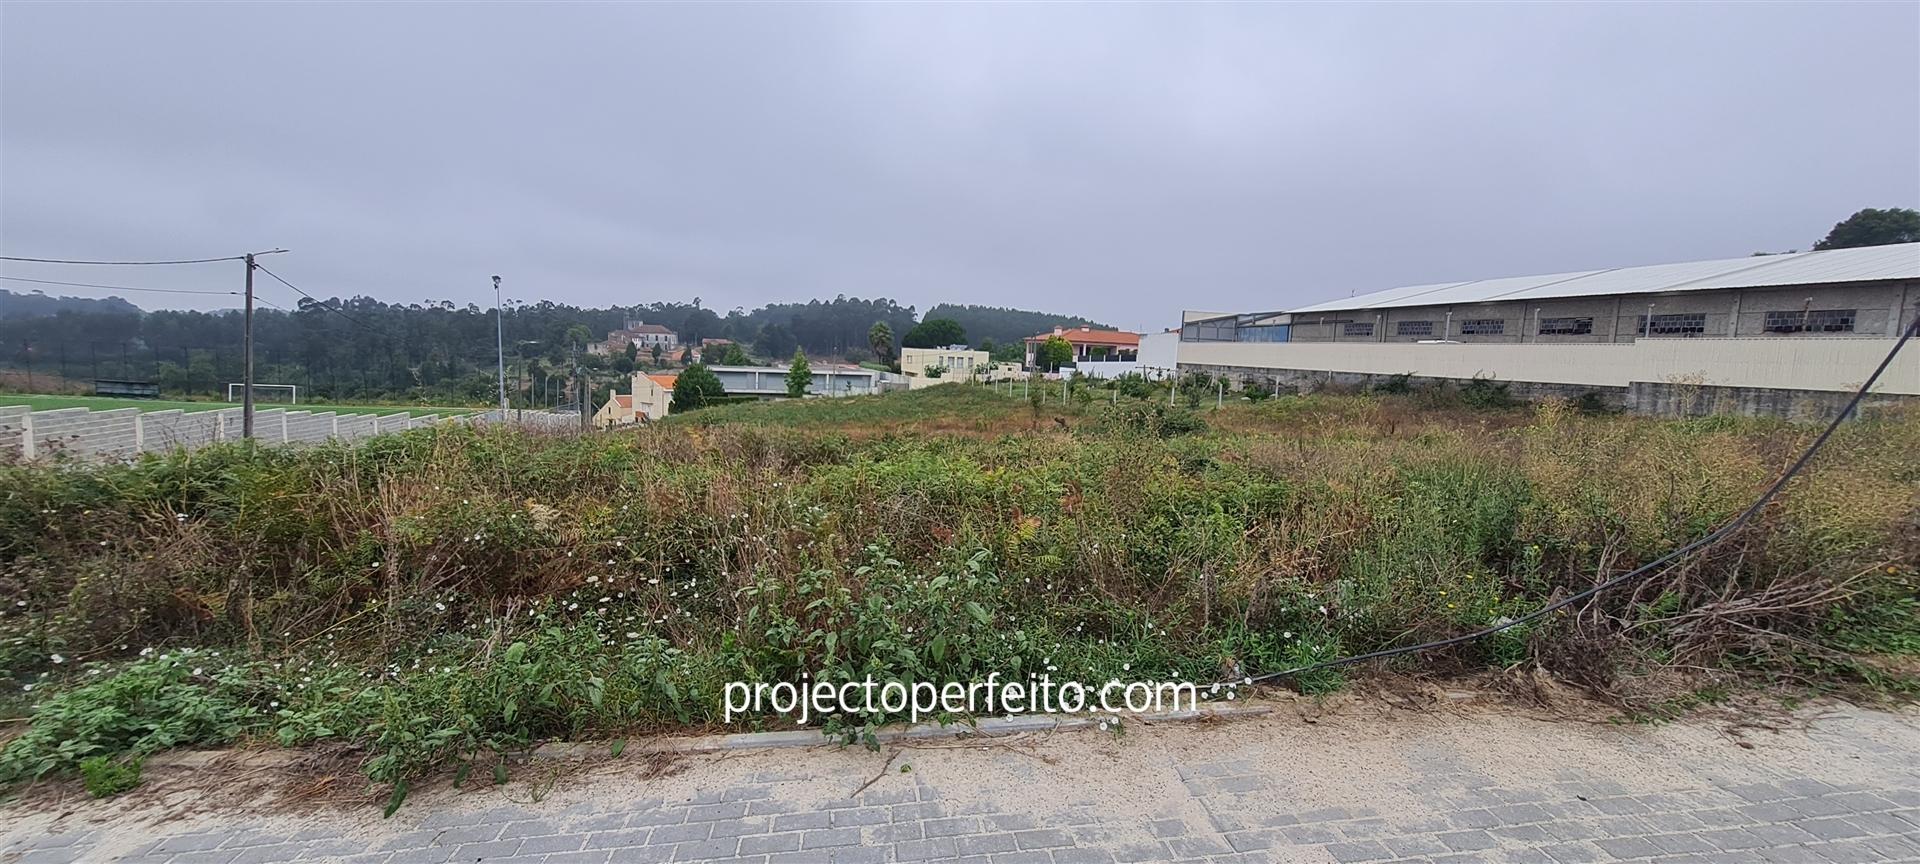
0, 406, 26, 455
1067, 360, 1141, 379
139, 410, 222, 452
0, 405, 478, 462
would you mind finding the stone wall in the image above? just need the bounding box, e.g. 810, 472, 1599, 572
1179, 363, 1627, 407
1179, 361, 1919, 421
1625, 381, 1919, 421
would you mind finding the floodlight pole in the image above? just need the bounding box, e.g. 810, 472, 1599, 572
493, 275, 508, 414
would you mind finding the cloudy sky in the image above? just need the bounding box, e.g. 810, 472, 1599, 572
2, 2, 1916, 330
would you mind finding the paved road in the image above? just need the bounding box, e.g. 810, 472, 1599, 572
4, 699, 1918, 864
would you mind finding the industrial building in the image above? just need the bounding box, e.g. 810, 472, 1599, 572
1175, 243, 1920, 417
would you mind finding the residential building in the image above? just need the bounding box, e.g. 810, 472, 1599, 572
1173, 242, 1920, 417
899, 346, 989, 388
1023, 326, 1141, 370
632, 373, 676, 420
592, 394, 637, 428
589, 320, 679, 356
595, 372, 676, 427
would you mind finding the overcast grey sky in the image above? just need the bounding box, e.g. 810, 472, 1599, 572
3, 2, 1916, 331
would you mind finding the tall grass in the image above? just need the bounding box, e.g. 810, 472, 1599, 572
1, 387, 1913, 797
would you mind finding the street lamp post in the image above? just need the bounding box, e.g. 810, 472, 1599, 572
492, 275, 507, 414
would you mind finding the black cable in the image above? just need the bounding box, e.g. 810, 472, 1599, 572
252, 263, 380, 334
0, 254, 246, 265
0, 274, 238, 297
1244, 315, 1920, 687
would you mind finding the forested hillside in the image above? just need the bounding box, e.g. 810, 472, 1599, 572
0, 288, 142, 319
920, 303, 1112, 348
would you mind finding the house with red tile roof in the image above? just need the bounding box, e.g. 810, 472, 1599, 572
1023, 326, 1141, 370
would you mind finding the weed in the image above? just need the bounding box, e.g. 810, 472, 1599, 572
78, 755, 142, 798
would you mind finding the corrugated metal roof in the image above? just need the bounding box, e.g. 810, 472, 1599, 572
1285, 243, 1920, 315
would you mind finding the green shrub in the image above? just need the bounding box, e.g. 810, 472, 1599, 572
1371, 372, 1415, 395
1100, 402, 1207, 438
79, 755, 142, 798
1458, 375, 1517, 410
0, 652, 257, 783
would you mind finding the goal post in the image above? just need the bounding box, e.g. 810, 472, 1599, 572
226, 383, 299, 405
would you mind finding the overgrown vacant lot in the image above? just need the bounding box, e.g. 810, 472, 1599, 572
1, 385, 1915, 801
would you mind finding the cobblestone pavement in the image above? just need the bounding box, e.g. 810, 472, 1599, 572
4, 701, 1918, 864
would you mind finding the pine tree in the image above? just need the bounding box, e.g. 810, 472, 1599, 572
786, 349, 812, 397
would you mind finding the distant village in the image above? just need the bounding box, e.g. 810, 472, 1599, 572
587, 317, 1147, 426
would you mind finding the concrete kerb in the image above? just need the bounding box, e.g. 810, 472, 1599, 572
535, 701, 1277, 759
137, 702, 1280, 774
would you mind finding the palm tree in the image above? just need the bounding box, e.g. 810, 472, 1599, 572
869, 321, 894, 367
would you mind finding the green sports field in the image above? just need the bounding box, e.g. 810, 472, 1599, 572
0, 393, 479, 417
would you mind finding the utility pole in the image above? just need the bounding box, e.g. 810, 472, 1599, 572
576, 336, 590, 431
237, 249, 287, 439
243, 253, 255, 439
578, 364, 590, 430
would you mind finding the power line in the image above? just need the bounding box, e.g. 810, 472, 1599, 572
251, 263, 380, 333
0, 274, 239, 297
0, 254, 246, 265
1242, 315, 1920, 688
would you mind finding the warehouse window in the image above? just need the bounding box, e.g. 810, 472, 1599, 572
1537, 317, 1593, 335
1396, 320, 1434, 336
1343, 322, 1375, 337
1763, 309, 1855, 333
1459, 319, 1505, 335
1636, 313, 1707, 336
1182, 320, 1237, 341
1238, 325, 1289, 342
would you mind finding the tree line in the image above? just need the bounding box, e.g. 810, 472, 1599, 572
0, 290, 1106, 405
